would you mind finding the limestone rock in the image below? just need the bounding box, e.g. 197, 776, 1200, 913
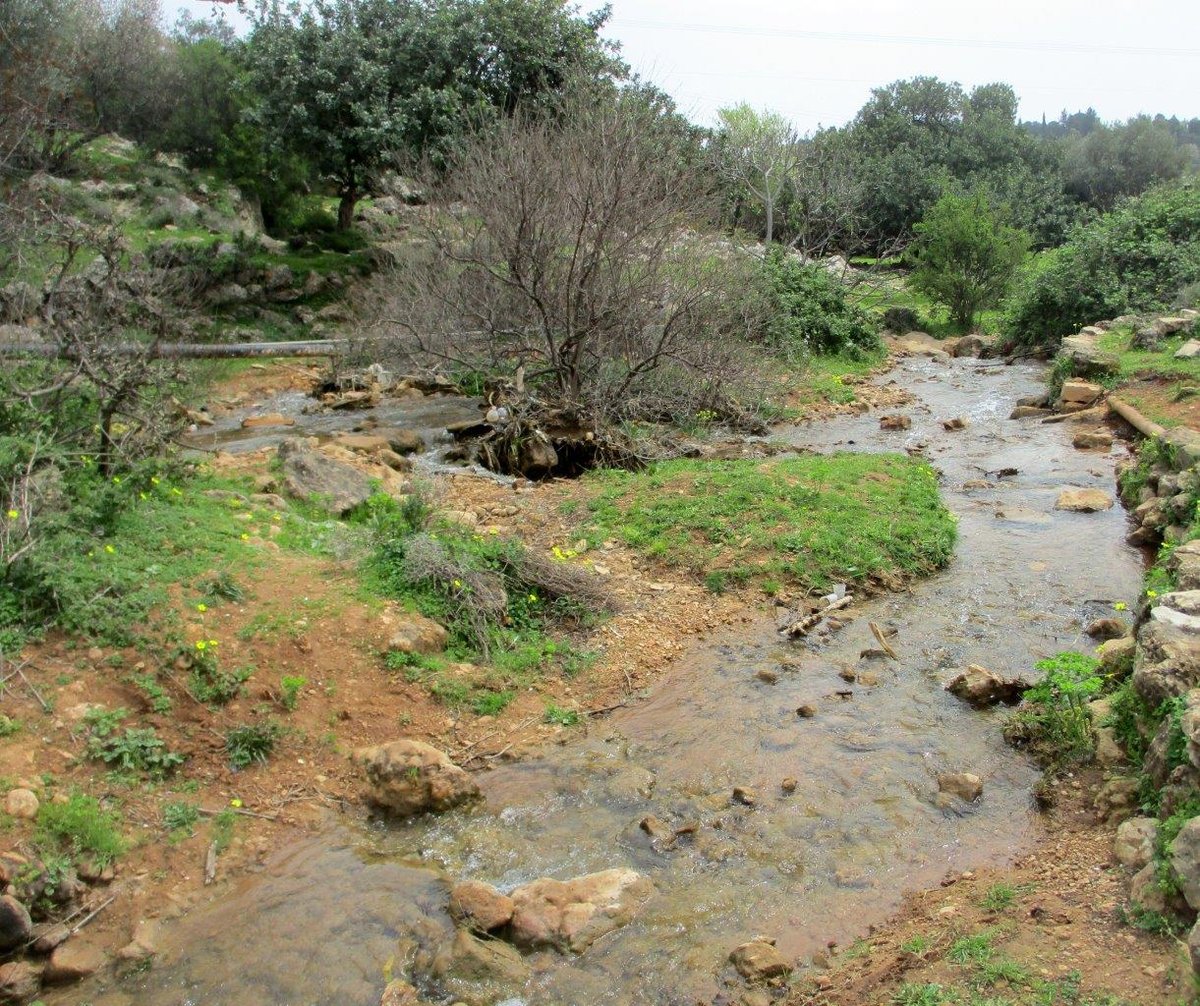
1059, 381, 1103, 407
879, 414, 911, 431
1172, 540, 1200, 592
1087, 617, 1127, 641
0, 961, 39, 1004
332, 433, 391, 455
374, 428, 426, 455
354, 740, 481, 817
1114, 817, 1158, 871
729, 937, 792, 982
946, 665, 1029, 708
387, 613, 450, 655
278, 439, 373, 515
1010, 406, 1052, 419
448, 880, 514, 934
1176, 339, 1200, 360
1131, 861, 1188, 916
1055, 488, 1113, 513
430, 928, 529, 986
43, 942, 104, 985
1097, 636, 1136, 678
937, 772, 983, 802
952, 334, 985, 358
1190, 917, 1200, 976
241, 413, 295, 429
1174, 818, 1200, 910
509, 869, 653, 954
1073, 430, 1113, 450
0, 896, 32, 952
3, 789, 38, 820
1094, 776, 1139, 823
1133, 619, 1200, 709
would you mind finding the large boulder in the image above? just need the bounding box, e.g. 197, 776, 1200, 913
43, 942, 104, 985
0, 896, 31, 952
509, 869, 654, 954
1133, 617, 1200, 709
353, 740, 480, 817
1114, 817, 1158, 872
945, 665, 1029, 708
729, 937, 792, 982
386, 613, 450, 656
374, 428, 426, 455
1172, 817, 1200, 911
1130, 861, 1189, 916
1171, 540, 1200, 592
449, 880, 514, 934
278, 439, 373, 515
1055, 488, 1114, 512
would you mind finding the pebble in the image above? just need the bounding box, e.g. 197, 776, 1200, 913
796, 704, 817, 718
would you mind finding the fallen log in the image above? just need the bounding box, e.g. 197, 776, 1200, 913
783, 594, 853, 637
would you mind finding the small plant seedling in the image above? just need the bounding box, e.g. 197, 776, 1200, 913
225, 723, 280, 769
279, 675, 307, 712
900, 934, 931, 956
162, 801, 200, 837
544, 704, 580, 727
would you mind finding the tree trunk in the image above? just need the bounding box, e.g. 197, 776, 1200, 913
337, 187, 357, 231
765, 198, 774, 245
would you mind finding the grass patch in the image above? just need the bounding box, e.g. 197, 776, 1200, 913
1095, 326, 1200, 386
788, 347, 889, 414
35, 792, 126, 867
583, 454, 956, 592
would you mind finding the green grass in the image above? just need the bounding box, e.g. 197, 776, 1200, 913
35, 792, 126, 867
789, 347, 889, 414
1092, 326, 1200, 426
853, 276, 1003, 339
583, 454, 956, 592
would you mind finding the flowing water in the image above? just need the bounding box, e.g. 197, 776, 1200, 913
67, 357, 1146, 1006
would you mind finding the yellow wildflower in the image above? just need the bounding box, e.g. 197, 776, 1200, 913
1114, 602, 1128, 611
230, 798, 243, 808
197, 603, 208, 612
104, 544, 115, 554
5, 509, 17, 520
195, 640, 207, 651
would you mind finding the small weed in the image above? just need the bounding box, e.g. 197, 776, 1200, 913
199, 571, 245, 603
0, 715, 20, 738
842, 937, 872, 960
979, 883, 1032, 912
225, 723, 280, 769
1003, 652, 1101, 768
1116, 901, 1185, 936
471, 690, 514, 717
211, 808, 236, 852
189, 659, 252, 706
278, 675, 307, 712
975, 956, 1029, 988
162, 801, 200, 838
900, 934, 931, 956
948, 930, 996, 965
35, 792, 126, 866
544, 703, 581, 726
893, 984, 946, 1006
83, 708, 184, 776
130, 673, 172, 714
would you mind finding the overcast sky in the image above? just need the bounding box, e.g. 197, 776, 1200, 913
164, 0, 1200, 133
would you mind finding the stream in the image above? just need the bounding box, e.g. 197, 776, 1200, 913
66, 356, 1145, 1006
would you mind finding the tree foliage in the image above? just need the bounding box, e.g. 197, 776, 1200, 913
909, 190, 1029, 330
715, 104, 799, 244
760, 250, 878, 358
1004, 180, 1200, 346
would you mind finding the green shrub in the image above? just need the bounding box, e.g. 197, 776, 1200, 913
881, 306, 924, 333
162, 800, 200, 837
1003, 652, 1101, 766
544, 703, 580, 726
279, 675, 307, 712
35, 793, 126, 866
761, 249, 880, 358
1004, 180, 1200, 346
86, 726, 185, 776
225, 722, 280, 769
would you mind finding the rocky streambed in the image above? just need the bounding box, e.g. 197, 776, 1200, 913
54, 355, 1148, 1006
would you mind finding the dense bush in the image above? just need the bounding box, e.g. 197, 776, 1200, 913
1004, 181, 1200, 346
761, 249, 879, 357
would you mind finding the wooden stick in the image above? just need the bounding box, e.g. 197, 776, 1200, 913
197, 806, 278, 822
868, 621, 898, 660
784, 595, 853, 637
70, 894, 116, 936
16, 666, 50, 712
204, 842, 217, 886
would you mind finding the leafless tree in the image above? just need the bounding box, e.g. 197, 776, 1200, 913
367, 88, 772, 432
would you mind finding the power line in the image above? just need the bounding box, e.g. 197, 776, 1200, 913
609, 17, 1200, 59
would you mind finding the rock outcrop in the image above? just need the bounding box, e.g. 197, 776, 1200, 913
354, 740, 481, 817
946, 665, 1029, 708
508, 869, 653, 954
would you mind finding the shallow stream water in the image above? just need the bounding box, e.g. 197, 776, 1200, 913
67, 357, 1146, 1006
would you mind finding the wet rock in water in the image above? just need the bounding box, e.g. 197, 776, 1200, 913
30, 924, 69, 955
1086, 617, 1127, 641
962, 479, 994, 490
780, 777, 798, 794
639, 815, 674, 842
953, 334, 986, 358
879, 414, 911, 431
1115, 817, 1158, 871
508, 869, 653, 954
0, 961, 40, 1003
331, 433, 391, 455
796, 704, 817, 718
448, 880, 514, 934
0, 896, 32, 952
241, 412, 295, 429
354, 740, 481, 817
373, 428, 426, 455
1171, 818, 1200, 911
3, 789, 37, 820
937, 772, 983, 802
729, 937, 792, 982
732, 786, 757, 807
1073, 430, 1113, 450
1055, 488, 1114, 513
386, 613, 450, 655
754, 668, 778, 685
43, 942, 105, 985
277, 439, 373, 515
946, 665, 1030, 708
1010, 406, 1052, 420
942, 417, 968, 431
431, 928, 530, 987
380, 979, 421, 1006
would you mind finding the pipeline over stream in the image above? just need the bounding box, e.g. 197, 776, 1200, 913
57, 355, 1147, 1006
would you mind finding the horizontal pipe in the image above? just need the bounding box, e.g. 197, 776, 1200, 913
0, 339, 350, 360
1108, 395, 1166, 440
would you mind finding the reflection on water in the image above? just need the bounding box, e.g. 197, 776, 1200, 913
73, 358, 1144, 1006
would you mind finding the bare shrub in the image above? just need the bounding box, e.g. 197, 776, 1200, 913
366, 87, 772, 431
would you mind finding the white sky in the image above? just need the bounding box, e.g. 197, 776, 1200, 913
164, 0, 1200, 133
